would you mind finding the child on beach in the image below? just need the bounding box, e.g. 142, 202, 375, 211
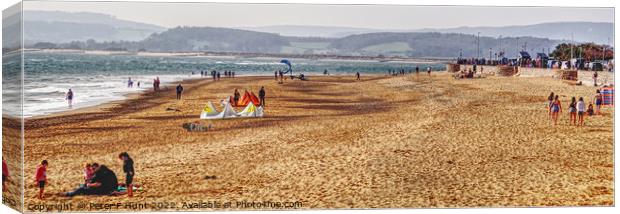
547, 92, 555, 118
587, 102, 595, 116
568, 97, 577, 125
549, 95, 562, 125
577, 97, 586, 126
84, 163, 95, 184
119, 152, 135, 197
35, 160, 48, 200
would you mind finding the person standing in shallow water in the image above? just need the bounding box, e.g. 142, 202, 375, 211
176, 84, 184, 100
66, 89, 74, 108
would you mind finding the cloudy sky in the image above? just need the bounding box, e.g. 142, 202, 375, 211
23, 1, 614, 29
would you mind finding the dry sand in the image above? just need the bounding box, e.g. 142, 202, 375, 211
2, 72, 614, 211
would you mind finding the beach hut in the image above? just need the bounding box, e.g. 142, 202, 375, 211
447, 63, 460, 72
554, 70, 578, 80
496, 65, 517, 76
601, 87, 614, 106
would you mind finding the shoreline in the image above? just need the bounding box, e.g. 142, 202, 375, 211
21, 74, 386, 125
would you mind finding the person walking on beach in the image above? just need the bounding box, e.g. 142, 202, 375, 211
176, 84, 184, 100
549, 95, 562, 125
356, 72, 361, 80
217, 71, 221, 81
232, 71, 235, 78
594, 89, 603, 115
593, 71, 599, 86
35, 160, 48, 200
275, 70, 279, 81
119, 152, 135, 197
66, 89, 74, 108
415, 66, 419, 75
568, 97, 577, 125
577, 97, 586, 126
427, 66, 432, 76
547, 92, 555, 118
212, 70, 217, 81
279, 70, 284, 84
259, 86, 266, 107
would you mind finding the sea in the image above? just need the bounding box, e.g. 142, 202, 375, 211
2, 51, 446, 118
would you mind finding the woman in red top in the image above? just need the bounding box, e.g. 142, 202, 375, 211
35, 160, 48, 200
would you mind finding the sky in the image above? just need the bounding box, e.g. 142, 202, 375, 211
23, 1, 614, 30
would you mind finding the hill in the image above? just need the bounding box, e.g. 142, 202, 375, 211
21, 10, 167, 44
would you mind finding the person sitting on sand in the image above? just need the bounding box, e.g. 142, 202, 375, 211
587, 102, 595, 116
119, 152, 135, 197
35, 160, 48, 200
577, 97, 586, 126
62, 163, 118, 197
568, 97, 577, 125
66, 89, 74, 108
84, 163, 95, 184
549, 95, 562, 125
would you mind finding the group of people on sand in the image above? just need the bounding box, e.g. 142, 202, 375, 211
547, 89, 604, 126
388, 66, 432, 77
32, 152, 135, 200
201, 70, 237, 80
232, 87, 267, 107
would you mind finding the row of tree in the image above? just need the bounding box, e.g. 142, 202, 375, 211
550, 43, 613, 61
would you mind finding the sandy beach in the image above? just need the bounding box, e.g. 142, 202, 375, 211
3, 70, 613, 211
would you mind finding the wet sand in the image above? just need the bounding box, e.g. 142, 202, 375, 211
5, 72, 613, 211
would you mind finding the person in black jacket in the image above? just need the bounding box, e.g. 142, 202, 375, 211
258, 86, 266, 107
176, 84, 183, 100
63, 163, 118, 197
119, 152, 135, 197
